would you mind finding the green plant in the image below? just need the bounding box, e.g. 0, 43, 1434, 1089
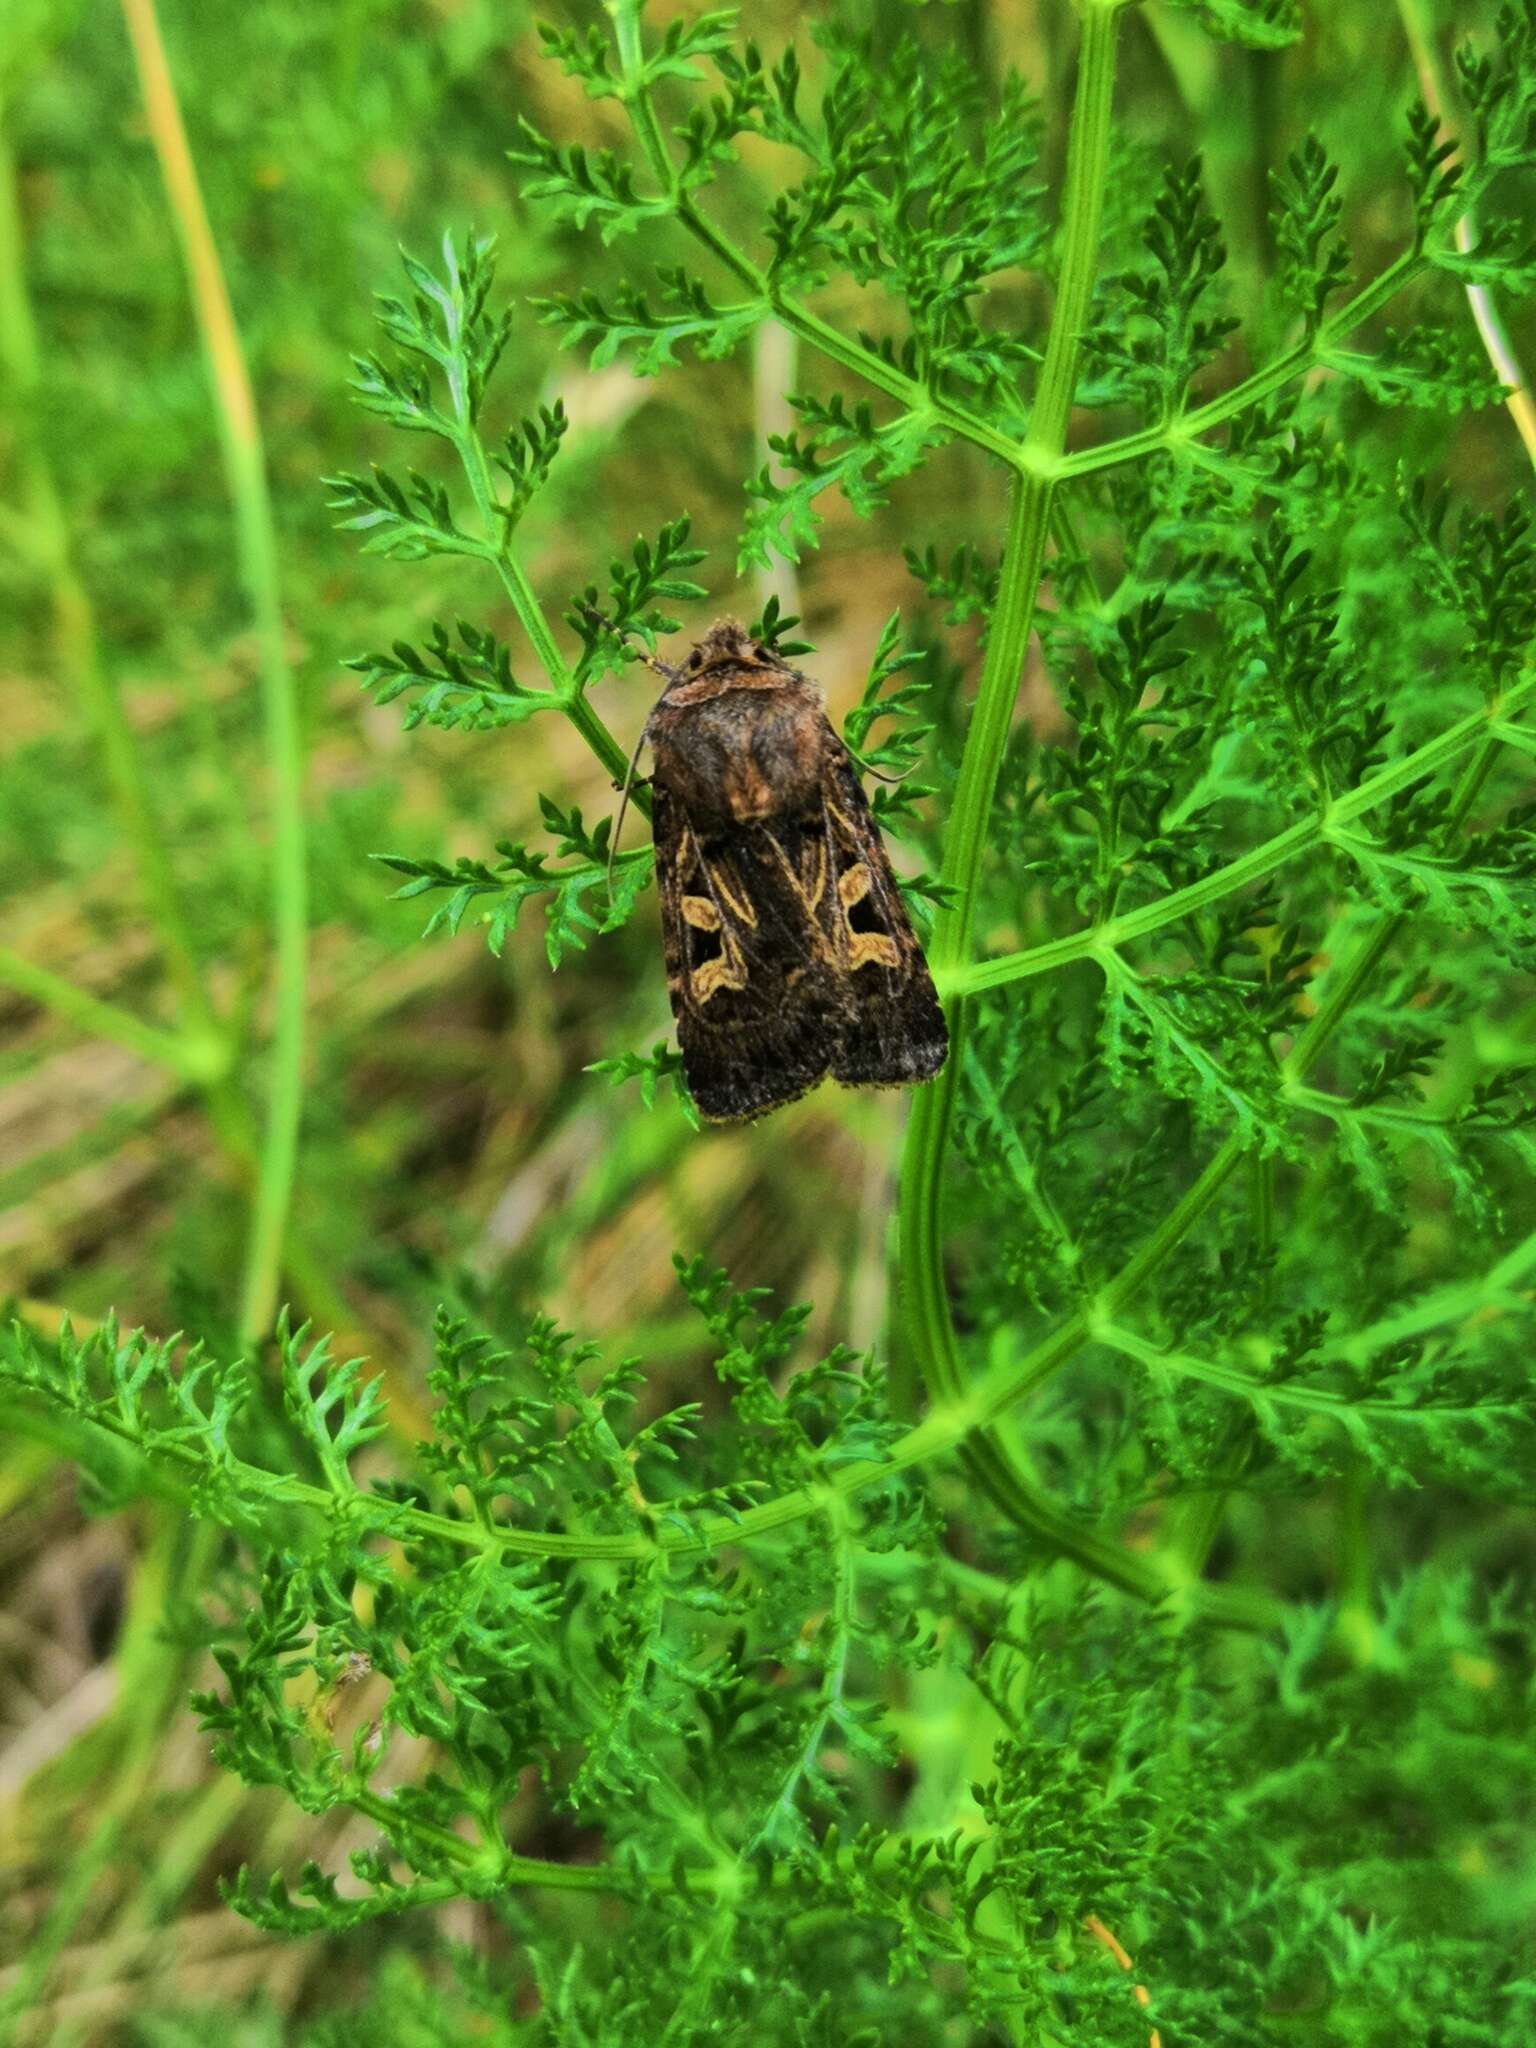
6, 0, 1536, 2039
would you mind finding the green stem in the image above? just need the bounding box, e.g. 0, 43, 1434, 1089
449, 364, 645, 809
120, 0, 309, 1350
615, 0, 1470, 506
474, 513, 572, 694
668, 184, 1036, 473
1276, 728, 1507, 1088
906, 700, 1511, 1597
1252, 1147, 1276, 1312
346, 1785, 622, 1894
1095, 1320, 1497, 1429
644, 37, 1466, 501
946, 679, 1534, 997
4, 1282, 1271, 1627
1286, 1079, 1460, 1134
785, 296, 1032, 472
0, 121, 220, 1050
1397, 0, 1536, 473
1281, 917, 1407, 1081
895, 1, 1123, 1491
1442, 731, 1505, 829
608, 5, 1035, 480
4, 62, 387, 1367
1323, 1222, 1536, 1364
608, 0, 674, 192
967, 1051, 1082, 1274
1056, 247, 1425, 479
746, 1491, 857, 1852
0, 947, 219, 1081
1334, 1458, 1376, 1662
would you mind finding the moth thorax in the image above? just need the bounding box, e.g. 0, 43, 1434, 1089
663, 684, 831, 819
721, 756, 785, 821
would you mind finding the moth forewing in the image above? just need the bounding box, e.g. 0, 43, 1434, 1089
651, 787, 842, 1123
643, 620, 948, 1122
818, 745, 948, 1088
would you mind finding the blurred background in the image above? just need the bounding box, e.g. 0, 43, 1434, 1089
0, 0, 1524, 2038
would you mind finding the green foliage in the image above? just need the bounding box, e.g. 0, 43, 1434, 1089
1168, 0, 1303, 49
376, 796, 651, 965
570, 513, 710, 663
1091, 156, 1239, 416
347, 621, 562, 732
1270, 136, 1352, 336
741, 395, 944, 570
10, 1290, 1536, 2040
536, 270, 763, 370
586, 1038, 699, 1123
7, 0, 1536, 2042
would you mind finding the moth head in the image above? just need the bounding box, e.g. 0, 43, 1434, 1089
680, 618, 778, 679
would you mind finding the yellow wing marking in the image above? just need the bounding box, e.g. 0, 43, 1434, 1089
684, 855, 751, 1003
691, 954, 749, 1001
712, 869, 758, 929
800, 838, 828, 912
838, 861, 900, 970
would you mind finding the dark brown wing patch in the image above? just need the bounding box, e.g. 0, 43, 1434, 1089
652, 786, 844, 1122
815, 737, 948, 1088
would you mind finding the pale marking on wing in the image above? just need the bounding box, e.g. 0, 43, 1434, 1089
691, 956, 750, 1001
837, 861, 901, 969
711, 868, 758, 928
763, 828, 823, 906
666, 823, 748, 1004
800, 840, 827, 911
759, 830, 836, 963
838, 862, 873, 907
849, 932, 901, 970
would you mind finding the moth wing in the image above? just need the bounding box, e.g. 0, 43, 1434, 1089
652, 784, 844, 1123
813, 734, 949, 1088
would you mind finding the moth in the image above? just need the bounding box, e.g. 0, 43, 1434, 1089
620, 619, 948, 1123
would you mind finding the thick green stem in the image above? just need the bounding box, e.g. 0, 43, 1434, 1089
346, 1785, 623, 1894
895, 2, 1123, 1484
1334, 1458, 1376, 1662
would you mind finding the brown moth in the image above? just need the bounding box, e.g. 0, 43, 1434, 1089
632, 619, 948, 1123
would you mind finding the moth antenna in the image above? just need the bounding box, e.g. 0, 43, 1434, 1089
852, 752, 918, 786
580, 602, 675, 681
607, 718, 652, 903
579, 603, 678, 899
